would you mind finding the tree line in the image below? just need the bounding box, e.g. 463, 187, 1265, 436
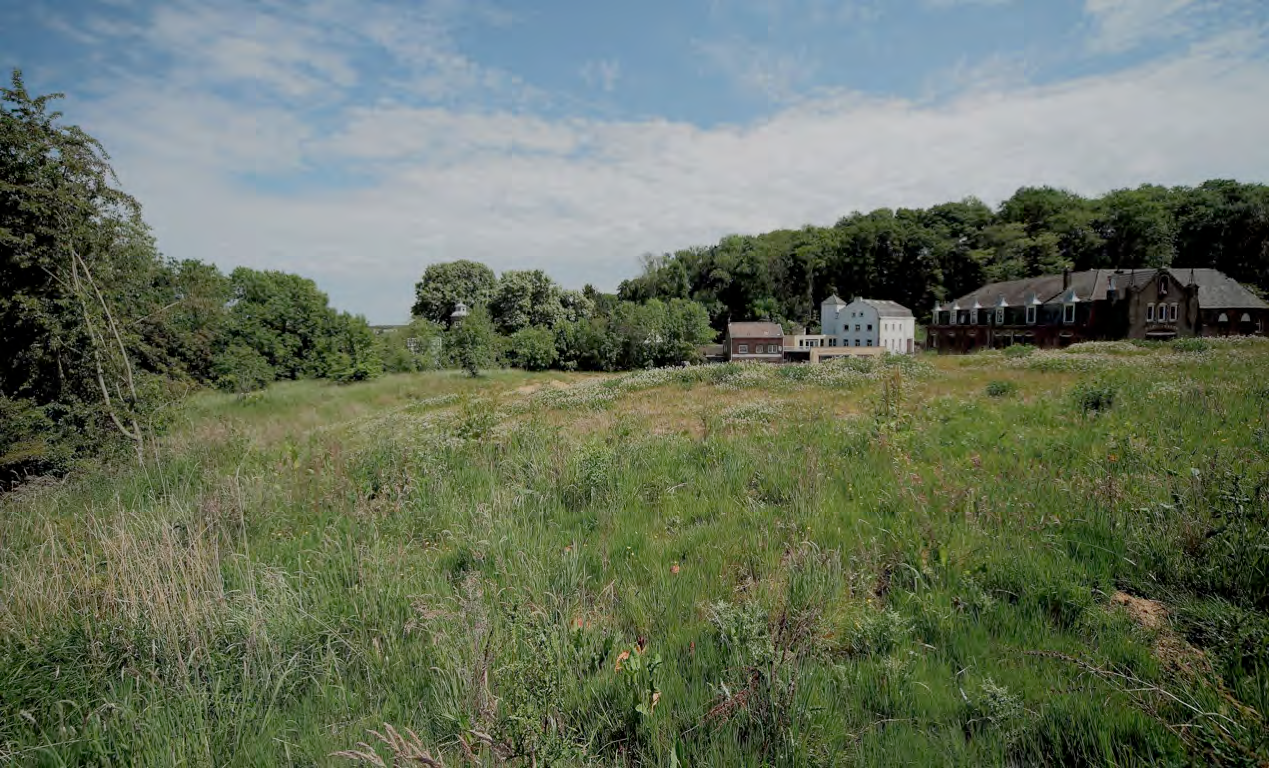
617, 182, 1269, 332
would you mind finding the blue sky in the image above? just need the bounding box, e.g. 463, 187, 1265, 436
4, 0, 1269, 322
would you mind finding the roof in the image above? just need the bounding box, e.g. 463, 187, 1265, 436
1175, 268, 1269, 309
850, 298, 914, 318
727, 321, 784, 338
946, 268, 1268, 310
821, 294, 845, 306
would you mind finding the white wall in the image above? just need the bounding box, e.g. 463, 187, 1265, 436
839, 299, 879, 349
820, 298, 845, 338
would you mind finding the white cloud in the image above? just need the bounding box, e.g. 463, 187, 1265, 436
695, 36, 818, 102
581, 59, 622, 93
1084, 0, 1203, 53
45, 0, 1269, 323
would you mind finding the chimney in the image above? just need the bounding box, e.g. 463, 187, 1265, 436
1063, 268, 1071, 291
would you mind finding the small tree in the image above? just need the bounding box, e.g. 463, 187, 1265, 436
446, 305, 498, 377
507, 326, 558, 371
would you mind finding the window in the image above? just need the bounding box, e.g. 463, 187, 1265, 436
971, 309, 979, 325
854, 339, 860, 347
1169, 303, 1178, 321
867, 324, 873, 331
996, 308, 1004, 325
1063, 304, 1075, 323
950, 312, 957, 325
866, 339, 872, 347
1026, 306, 1036, 325
738, 344, 748, 354
1146, 304, 1154, 322
855, 324, 860, 331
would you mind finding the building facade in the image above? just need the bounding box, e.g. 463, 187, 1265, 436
725, 321, 784, 362
928, 268, 1268, 353
821, 295, 916, 353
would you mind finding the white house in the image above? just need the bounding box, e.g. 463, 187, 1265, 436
820, 295, 915, 353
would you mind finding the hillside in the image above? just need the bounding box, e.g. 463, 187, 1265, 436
2, 342, 1268, 766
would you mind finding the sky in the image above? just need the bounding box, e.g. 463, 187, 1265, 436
4, 0, 1269, 323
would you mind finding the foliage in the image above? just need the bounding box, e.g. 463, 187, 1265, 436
985, 380, 1017, 398
490, 269, 566, 334
506, 326, 558, 371
618, 181, 1269, 329
445, 304, 498, 377
1071, 381, 1117, 413
410, 259, 496, 324
378, 318, 442, 373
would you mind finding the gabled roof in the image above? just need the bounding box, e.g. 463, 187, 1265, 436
1174, 268, 1269, 310
727, 321, 784, 338
848, 298, 914, 318
951, 268, 1267, 310
821, 294, 845, 306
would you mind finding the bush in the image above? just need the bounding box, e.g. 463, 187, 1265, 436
1171, 337, 1210, 353
213, 344, 275, 393
985, 380, 1017, 398
506, 326, 559, 371
1071, 381, 1116, 413
1004, 344, 1036, 359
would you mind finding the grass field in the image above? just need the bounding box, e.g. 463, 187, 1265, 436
2, 340, 1268, 767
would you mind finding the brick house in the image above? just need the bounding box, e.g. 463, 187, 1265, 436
725, 321, 784, 362
928, 268, 1268, 353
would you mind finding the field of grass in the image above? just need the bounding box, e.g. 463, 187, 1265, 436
3, 341, 1268, 767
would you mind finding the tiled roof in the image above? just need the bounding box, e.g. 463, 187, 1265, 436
857, 299, 914, 318
947, 268, 1268, 310
727, 321, 784, 338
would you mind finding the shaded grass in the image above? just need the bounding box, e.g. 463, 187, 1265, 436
2, 344, 1268, 765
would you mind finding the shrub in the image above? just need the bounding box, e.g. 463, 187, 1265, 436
506, 326, 559, 371
1171, 337, 1210, 353
1071, 381, 1116, 413
1004, 344, 1036, 359
985, 380, 1017, 398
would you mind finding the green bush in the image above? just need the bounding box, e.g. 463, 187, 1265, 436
985, 380, 1017, 398
1071, 381, 1116, 413
1171, 337, 1210, 353
1004, 344, 1036, 359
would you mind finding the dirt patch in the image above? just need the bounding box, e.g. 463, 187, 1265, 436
1111, 590, 1168, 631
1110, 591, 1211, 677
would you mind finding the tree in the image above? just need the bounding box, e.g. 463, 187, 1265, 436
379, 318, 442, 373
411, 260, 497, 324
1, 68, 165, 472
489, 269, 564, 334
506, 326, 558, 371
446, 305, 498, 377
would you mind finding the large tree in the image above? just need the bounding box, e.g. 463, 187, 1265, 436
411, 260, 497, 324
489, 269, 564, 334
1, 69, 165, 472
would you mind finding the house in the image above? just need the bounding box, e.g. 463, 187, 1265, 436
782, 328, 829, 362
725, 321, 784, 362
820, 295, 916, 353
927, 267, 1268, 353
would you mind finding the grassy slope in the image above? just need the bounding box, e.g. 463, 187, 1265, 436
2, 344, 1268, 767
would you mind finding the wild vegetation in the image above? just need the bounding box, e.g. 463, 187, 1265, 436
3, 339, 1268, 766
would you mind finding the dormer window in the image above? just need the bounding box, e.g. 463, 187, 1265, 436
1158, 276, 1168, 296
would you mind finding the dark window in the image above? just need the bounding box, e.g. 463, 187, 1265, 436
1063, 304, 1075, 323
1026, 306, 1036, 325
1146, 304, 1154, 322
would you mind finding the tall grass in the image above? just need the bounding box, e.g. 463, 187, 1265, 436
1, 344, 1267, 766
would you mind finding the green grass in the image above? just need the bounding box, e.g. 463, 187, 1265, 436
2, 343, 1268, 766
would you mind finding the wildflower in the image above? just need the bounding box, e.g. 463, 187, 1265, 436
671, 563, 680, 574
1108, 454, 1117, 463
615, 650, 630, 671
651, 691, 661, 713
